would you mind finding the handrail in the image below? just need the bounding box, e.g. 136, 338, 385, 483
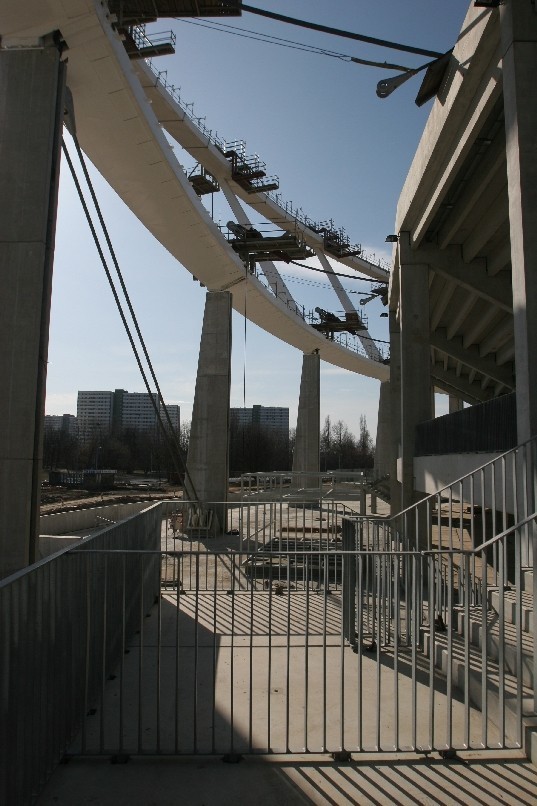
421, 510, 537, 556
388, 433, 537, 525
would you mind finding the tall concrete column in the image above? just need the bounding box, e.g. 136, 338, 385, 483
186, 291, 232, 531
292, 351, 320, 488
388, 310, 402, 516
501, 1, 537, 445
449, 395, 463, 414
374, 380, 391, 479
399, 234, 433, 517
0, 42, 65, 578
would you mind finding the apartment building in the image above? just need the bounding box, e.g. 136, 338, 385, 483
77, 389, 180, 443
230, 404, 289, 435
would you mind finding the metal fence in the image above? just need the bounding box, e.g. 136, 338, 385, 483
0, 503, 161, 806
32, 541, 530, 760
415, 392, 517, 456
1, 479, 535, 804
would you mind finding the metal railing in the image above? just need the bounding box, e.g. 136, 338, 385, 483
15, 541, 528, 760
139, 55, 390, 275
388, 435, 537, 563
0, 503, 162, 806
416, 392, 517, 456
2, 477, 534, 803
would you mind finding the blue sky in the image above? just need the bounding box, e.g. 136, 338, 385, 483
46, 0, 471, 440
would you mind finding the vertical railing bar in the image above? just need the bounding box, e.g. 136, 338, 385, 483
193, 554, 199, 753
119, 554, 126, 754
211, 550, 217, 754
304, 554, 310, 752
446, 553, 453, 752
357, 552, 363, 751
411, 554, 418, 751
230, 552, 236, 755
498, 536, 505, 747
428, 555, 435, 752
375, 553, 381, 751
81, 555, 92, 755
480, 547, 488, 748
138, 555, 145, 754
175, 555, 180, 754
156, 559, 162, 754
322, 547, 328, 753
340, 549, 346, 754
446, 487, 452, 553
267, 565, 273, 753
100, 555, 108, 754
286, 548, 292, 752
393, 553, 400, 751
514, 521, 523, 747
463, 553, 470, 750
249, 548, 254, 753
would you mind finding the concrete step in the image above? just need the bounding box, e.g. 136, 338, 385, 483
523, 570, 534, 593
489, 587, 533, 633
454, 604, 534, 688
421, 626, 534, 751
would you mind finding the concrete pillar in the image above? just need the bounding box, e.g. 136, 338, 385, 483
0, 43, 65, 578
374, 381, 391, 479
501, 1, 537, 445
449, 395, 463, 414
370, 491, 378, 515
292, 351, 320, 488
186, 291, 232, 531
389, 310, 402, 516
399, 234, 433, 516
501, 1, 537, 573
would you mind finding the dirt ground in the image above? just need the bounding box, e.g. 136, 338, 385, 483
40, 485, 184, 516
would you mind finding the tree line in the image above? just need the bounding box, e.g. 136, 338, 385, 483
43, 414, 374, 478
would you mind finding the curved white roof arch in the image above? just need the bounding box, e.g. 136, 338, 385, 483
2, 0, 389, 381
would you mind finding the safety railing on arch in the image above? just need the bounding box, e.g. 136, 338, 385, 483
138, 44, 389, 275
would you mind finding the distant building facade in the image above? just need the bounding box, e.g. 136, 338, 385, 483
44, 413, 78, 437
230, 404, 289, 435
76, 389, 180, 443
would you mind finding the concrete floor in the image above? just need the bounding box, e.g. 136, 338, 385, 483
35, 504, 537, 804
37, 750, 537, 805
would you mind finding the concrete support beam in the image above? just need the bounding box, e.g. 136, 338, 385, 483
431, 363, 494, 404
501, 0, 537, 444
438, 129, 506, 248
0, 44, 65, 579
292, 352, 320, 488
186, 291, 232, 530
399, 235, 433, 515
423, 246, 512, 312
388, 311, 402, 515
449, 396, 464, 414
430, 329, 514, 389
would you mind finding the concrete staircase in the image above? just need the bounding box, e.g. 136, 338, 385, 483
422, 570, 536, 761
366, 473, 390, 504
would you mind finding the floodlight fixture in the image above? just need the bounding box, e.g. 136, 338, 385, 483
376, 70, 417, 99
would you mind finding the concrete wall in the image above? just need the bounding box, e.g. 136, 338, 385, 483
39, 501, 151, 536
413, 451, 509, 504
